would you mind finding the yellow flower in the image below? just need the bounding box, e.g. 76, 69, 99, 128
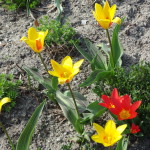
91, 120, 127, 147
93, 1, 121, 29
0, 97, 11, 113
21, 27, 48, 53
48, 56, 84, 84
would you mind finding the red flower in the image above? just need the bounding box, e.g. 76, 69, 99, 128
99, 88, 123, 109
130, 123, 140, 134
99, 88, 142, 120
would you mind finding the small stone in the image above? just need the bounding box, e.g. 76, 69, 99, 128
81, 20, 88, 25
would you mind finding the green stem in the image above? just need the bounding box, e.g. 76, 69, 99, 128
0, 122, 15, 150
106, 29, 114, 68
38, 53, 50, 76
67, 83, 80, 119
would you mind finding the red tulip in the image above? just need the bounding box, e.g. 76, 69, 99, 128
99, 88, 142, 120
130, 123, 140, 134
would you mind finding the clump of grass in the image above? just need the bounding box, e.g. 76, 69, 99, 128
93, 62, 150, 136
0, 0, 40, 11
0, 74, 22, 112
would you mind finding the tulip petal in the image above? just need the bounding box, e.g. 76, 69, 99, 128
21, 37, 37, 52
28, 27, 38, 40
51, 59, 64, 74
0, 97, 11, 112
103, 0, 111, 19
48, 71, 59, 77
58, 78, 68, 84
98, 19, 111, 29
131, 101, 142, 112
95, 3, 105, 19
110, 4, 116, 20
61, 56, 73, 70
105, 120, 116, 134
93, 123, 105, 135
116, 124, 127, 134
111, 88, 119, 99
112, 17, 121, 25
121, 95, 131, 109
73, 59, 84, 69
91, 134, 103, 143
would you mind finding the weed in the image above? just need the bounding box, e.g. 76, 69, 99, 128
37, 16, 79, 48
0, 74, 22, 112
0, 0, 40, 11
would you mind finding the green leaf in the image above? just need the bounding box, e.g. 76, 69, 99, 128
56, 91, 84, 134
84, 39, 107, 70
23, 66, 55, 92
55, 0, 63, 21
16, 101, 45, 150
86, 101, 106, 120
79, 70, 103, 87
73, 42, 93, 63
95, 70, 114, 82
64, 91, 89, 113
111, 19, 124, 67
51, 77, 58, 90
115, 136, 129, 150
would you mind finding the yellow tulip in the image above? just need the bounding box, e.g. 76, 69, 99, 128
93, 1, 121, 29
91, 120, 127, 147
49, 56, 84, 84
21, 27, 48, 53
0, 97, 11, 113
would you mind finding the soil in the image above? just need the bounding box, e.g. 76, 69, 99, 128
0, 0, 150, 150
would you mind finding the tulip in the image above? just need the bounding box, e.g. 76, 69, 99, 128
21, 27, 48, 53
49, 56, 84, 84
0, 97, 11, 113
92, 120, 127, 147
130, 123, 140, 134
93, 1, 121, 29
99, 88, 142, 120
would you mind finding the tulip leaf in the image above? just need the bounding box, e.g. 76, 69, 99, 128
115, 136, 129, 150
73, 42, 93, 63
64, 91, 89, 113
86, 101, 106, 121
55, 0, 63, 21
95, 70, 114, 82
79, 70, 103, 87
23, 66, 55, 92
84, 39, 107, 70
56, 91, 84, 134
111, 20, 124, 68
51, 77, 58, 90
16, 100, 45, 150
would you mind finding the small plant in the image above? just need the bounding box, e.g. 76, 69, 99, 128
37, 16, 78, 47
0, 0, 40, 10
0, 74, 22, 112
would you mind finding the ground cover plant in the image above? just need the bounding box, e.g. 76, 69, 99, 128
37, 16, 78, 47
0, 0, 40, 10
0, 74, 22, 112
0, 0, 150, 149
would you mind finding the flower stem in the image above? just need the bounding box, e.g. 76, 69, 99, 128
106, 29, 114, 68
67, 83, 80, 119
38, 53, 50, 76
0, 122, 15, 150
